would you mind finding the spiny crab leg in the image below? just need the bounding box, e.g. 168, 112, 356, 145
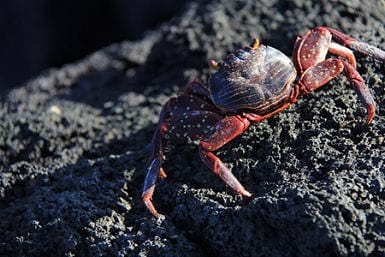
199, 115, 252, 197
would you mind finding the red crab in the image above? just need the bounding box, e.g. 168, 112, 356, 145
143, 27, 385, 217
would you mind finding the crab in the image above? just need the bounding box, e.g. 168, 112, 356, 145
142, 27, 385, 217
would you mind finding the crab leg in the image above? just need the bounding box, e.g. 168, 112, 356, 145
298, 58, 376, 123
142, 129, 165, 217
199, 115, 252, 196
328, 42, 356, 67
143, 108, 222, 217
319, 26, 385, 62
342, 61, 376, 124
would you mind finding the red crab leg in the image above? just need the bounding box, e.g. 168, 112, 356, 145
298, 58, 376, 123
319, 27, 385, 62
328, 42, 356, 67
143, 110, 222, 217
161, 110, 222, 140
342, 60, 376, 124
142, 129, 164, 217
199, 115, 252, 196
162, 95, 218, 117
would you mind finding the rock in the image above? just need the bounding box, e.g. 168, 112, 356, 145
1, 0, 385, 256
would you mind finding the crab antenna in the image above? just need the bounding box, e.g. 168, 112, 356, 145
209, 59, 220, 69
251, 38, 260, 49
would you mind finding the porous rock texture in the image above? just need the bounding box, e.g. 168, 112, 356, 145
1, 0, 385, 256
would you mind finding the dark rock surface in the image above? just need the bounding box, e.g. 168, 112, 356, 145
1, 0, 385, 256
0, 0, 187, 92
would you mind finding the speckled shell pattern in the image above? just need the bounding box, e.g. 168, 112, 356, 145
209, 45, 297, 114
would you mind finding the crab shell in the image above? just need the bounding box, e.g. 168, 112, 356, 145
209, 45, 297, 114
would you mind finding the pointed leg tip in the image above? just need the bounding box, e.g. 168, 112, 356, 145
159, 168, 167, 179
239, 189, 252, 197
366, 116, 374, 125
143, 197, 163, 218
143, 186, 163, 217
366, 105, 376, 124
245, 191, 252, 197
153, 212, 163, 219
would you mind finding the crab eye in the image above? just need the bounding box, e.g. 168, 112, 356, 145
209, 59, 220, 69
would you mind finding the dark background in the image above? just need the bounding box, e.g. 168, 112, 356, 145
0, 0, 186, 94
